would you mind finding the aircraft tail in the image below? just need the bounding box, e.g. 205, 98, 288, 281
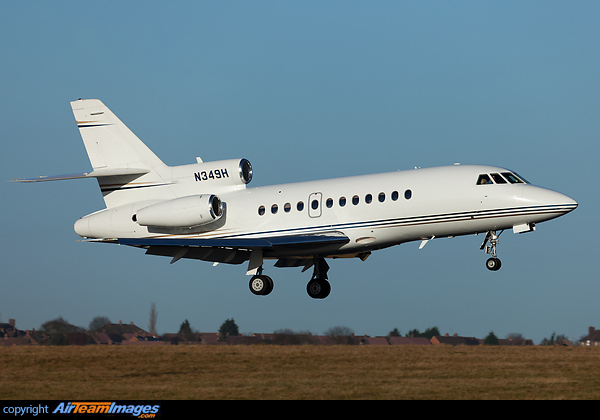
71, 99, 164, 172
14, 99, 175, 208
69, 99, 173, 208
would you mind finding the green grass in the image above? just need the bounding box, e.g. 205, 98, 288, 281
2, 345, 600, 399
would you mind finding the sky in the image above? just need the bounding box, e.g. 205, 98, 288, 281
1, 1, 598, 345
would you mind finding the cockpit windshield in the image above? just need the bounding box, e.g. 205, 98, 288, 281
476, 172, 528, 185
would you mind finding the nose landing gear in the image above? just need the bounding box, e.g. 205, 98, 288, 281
481, 230, 503, 271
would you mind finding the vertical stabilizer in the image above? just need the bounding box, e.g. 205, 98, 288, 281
71, 99, 164, 171
70, 99, 173, 207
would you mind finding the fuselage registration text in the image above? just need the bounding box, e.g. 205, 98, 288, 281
194, 169, 229, 182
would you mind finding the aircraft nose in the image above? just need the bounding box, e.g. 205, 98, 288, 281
74, 216, 90, 238
519, 185, 578, 216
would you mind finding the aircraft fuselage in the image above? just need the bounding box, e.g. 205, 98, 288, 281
17, 99, 577, 299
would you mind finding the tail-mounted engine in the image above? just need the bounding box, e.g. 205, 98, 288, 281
171, 158, 253, 189
135, 194, 223, 228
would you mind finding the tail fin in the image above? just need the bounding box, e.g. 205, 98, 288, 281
71, 99, 172, 208
71, 99, 164, 172
15, 99, 174, 208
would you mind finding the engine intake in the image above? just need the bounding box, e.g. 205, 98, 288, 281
136, 195, 223, 228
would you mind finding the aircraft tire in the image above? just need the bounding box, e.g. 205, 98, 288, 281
307, 278, 331, 299
486, 257, 502, 271
249, 275, 273, 296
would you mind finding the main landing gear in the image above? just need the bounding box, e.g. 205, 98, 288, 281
481, 230, 503, 271
306, 258, 331, 299
248, 257, 332, 299
249, 266, 274, 296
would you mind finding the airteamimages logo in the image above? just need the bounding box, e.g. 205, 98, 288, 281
52, 402, 160, 417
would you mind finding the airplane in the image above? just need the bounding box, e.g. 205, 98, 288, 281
15, 99, 578, 299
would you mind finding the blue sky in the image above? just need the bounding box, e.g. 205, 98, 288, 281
1, 1, 597, 344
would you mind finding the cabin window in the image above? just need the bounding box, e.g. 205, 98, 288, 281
258, 206, 266, 216
271, 204, 278, 214
477, 174, 493, 185
352, 195, 360, 205
326, 198, 333, 208
284, 203, 291, 213
297, 201, 304, 211
339, 197, 347, 207
378, 192, 385, 203
391, 191, 399, 201
405, 189, 412, 200
365, 194, 372, 204
311, 199, 319, 210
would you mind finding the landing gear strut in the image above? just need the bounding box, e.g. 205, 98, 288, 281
306, 258, 331, 299
481, 230, 503, 271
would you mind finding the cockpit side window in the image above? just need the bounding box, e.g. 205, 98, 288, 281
491, 173, 507, 184
501, 172, 526, 184
477, 174, 493, 185
512, 172, 529, 183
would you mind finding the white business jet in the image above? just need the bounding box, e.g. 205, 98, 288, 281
16, 99, 577, 299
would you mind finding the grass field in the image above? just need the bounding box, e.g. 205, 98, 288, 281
2, 345, 600, 400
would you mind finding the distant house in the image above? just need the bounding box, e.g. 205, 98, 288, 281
360, 336, 390, 345
199, 333, 223, 345
225, 335, 265, 345
498, 337, 534, 346
93, 321, 153, 344
90, 332, 113, 345
66, 332, 95, 346
388, 336, 432, 346
431, 334, 480, 346
121, 334, 165, 345
0, 319, 17, 337
0, 319, 33, 346
580, 327, 600, 346
0, 337, 32, 346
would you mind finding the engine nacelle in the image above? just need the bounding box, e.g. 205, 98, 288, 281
135, 194, 223, 228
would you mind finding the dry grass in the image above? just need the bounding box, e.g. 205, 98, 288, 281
2, 345, 600, 399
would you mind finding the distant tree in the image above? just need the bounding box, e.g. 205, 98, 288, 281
405, 327, 440, 339
505, 333, 524, 340
388, 328, 401, 337
89, 316, 110, 332
179, 319, 196, 342
422, 327, 440, 339
324, 326, 355, 344
406, 328, 421, 338
41, 317, 83, 346
148, 302, 158, 335
219, 318, 239, 341
272, 329, 315, 345
484, 331, 500, 345
325, 326, 354, 336
540, 332, 568, 346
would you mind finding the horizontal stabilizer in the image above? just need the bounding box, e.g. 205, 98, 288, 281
12, 168, 150, 183
118, 233, 350, 249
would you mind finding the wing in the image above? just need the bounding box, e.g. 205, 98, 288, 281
118, 232, 350, 264
118, 232, 349, 248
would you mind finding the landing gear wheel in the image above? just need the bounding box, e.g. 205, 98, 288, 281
307, 278, 331, 299
249, 275, 274, 296
486, 257, 502, 271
